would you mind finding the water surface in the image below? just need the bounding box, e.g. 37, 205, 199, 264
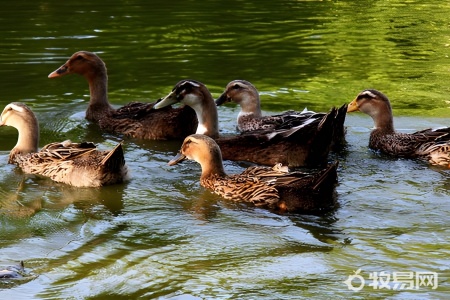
0, 0, 449, 299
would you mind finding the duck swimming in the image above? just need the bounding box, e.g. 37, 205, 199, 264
0, 102, 129, 187
216, 79, 347, 150
348, 89, 450, 166
155, 79, 341, 167
169, 134, 337, 212
48, 51, 197, 140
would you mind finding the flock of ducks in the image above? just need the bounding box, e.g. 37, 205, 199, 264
2, 50, 450, 213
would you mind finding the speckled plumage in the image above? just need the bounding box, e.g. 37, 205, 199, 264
169, 134, 338, 212
215, 80, 347, 150
201, 172, 280, 207
0, 102, 128, 187
348, 89, 450, 166
235, 110, 319, 132
48, 51, 197, 140
156, 79, 342, 167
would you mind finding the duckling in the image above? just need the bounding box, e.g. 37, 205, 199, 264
348, 89, 450, 166
0, 102, 129, 187
48, 51, 197, 140
215, 79, 347, 150
169, 134, 337, 212
155, 79, 340, 167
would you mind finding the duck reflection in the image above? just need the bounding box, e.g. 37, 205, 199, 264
0, 174, 126, 219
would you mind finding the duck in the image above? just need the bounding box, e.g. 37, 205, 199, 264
215, 79, 347, 150
0, 261, 25, 279
169, 134, 337, 212
0, 102, 129, 187
154, 79, 341, 167
347, 89, 450, 166
48, 51, 197, 140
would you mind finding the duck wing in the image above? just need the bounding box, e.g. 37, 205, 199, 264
239, 110, 324, 132
112, 101, 156, 119
201, 173, 280, 207
242, 163, 337, 188
99, 101, 198, 140
273, 104, 348, 151
371, 127, 450, 158
217, 107, 338, 167
15, 141, 127, 187
274, 162, 338, 212
238, 162, 338, 212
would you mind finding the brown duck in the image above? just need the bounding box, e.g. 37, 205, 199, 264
169, 134, 338, 212
48, 51, 197, 140
216, 79, 347, 150
155, 79, 342, 167
0, 102, 129, 187
348, 89, 450, 166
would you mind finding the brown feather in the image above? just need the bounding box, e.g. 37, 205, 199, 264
157, 79, 344, 167
170, 134, 337, 213
48, 51, 197, 140
13, 141, 128, 187
349, 89, 450, 166
216, 79, 347, 151
1, 102, 128, 187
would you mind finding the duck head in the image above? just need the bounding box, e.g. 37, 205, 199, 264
155, 80, 219, 138
169, 134, 226, 178
215, 80, 262, 115
48, 51, 107, 80
348, 89, 394, 131
155, 80, 204, 108
0, 102, 39, 156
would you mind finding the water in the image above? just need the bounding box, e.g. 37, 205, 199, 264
1, 0, 450, 299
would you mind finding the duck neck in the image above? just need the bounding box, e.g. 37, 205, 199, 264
190, 89, 219, 139
11, 117, 39, 159
241, 92, 263, 116
237, 92, 263, 122
199, 154, 227, 182
370, 105, 395, 134
85, 70, 115, 122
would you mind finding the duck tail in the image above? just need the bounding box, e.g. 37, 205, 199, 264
101, 142, 126, 172
312, 161, 338, 191
317, 106, 338, 134
331, 104, 348, 151
305, 107, 337, 160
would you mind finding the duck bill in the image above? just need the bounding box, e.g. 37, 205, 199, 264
154, 91, 179, 109
168, 152, 186, 166
347, 99, 359, 112
215, 93, 229, 106
48, 64, 69, 78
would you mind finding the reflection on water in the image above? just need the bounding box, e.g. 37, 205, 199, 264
1, 0, 450, 299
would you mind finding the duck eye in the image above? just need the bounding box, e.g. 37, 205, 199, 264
233, 84, 241, 90
75, 55, 83, 60
183, 139, 192, 148
176, 84, 190, 95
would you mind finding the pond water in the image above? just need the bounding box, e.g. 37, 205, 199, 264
0, 0, 449, 299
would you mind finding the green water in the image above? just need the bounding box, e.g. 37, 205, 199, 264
0, 0, 449, 299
